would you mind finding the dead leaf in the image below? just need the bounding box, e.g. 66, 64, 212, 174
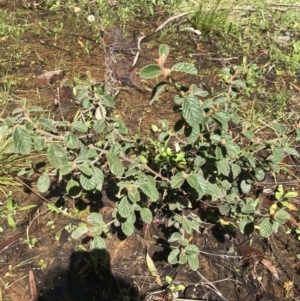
28, 268, 38, 301
289, 82, 300, 92
146, 251, 162, 285
261, 258, 279, 280
36, 70, 64, 85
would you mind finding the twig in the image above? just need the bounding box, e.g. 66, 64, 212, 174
155, 12, 190, 33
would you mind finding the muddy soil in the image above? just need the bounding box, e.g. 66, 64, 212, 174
1, 2, 300, 301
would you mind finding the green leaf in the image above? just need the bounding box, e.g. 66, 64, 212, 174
87, 212, 103, 226
66, 179, 82, 198
274, 210, 290, 224
118, 197, 132, 218
275, 124, 287, 134
107, 151, 124, 177
100, 95, 115, 108
121, 216, 135, 236
168, 232, 182, 243
187, 254, 199, 271
260, 218, 273, 238
80, 166, 104, 191
128, 187, 140, 203
60, 164, 74, 176
140, 208, 153, 224
231, 163, 241, 178
240, 180, 251, 193
254, 168, 265, 181
93, 120, 105, 134
149, 82, 166, 105
140, 64, 162, 79
37, 173, 51, 193
27, 105, 43, 113
179, 253, 188, 264
190, 84, 209, 97
187, 125, 200, 143
212, 111, 230, 130
171, 172, 185, 188
233, 79, 247, 89
47, 143, 68, 168
182, 96, 201, 127
139, 176, 159, 202
159, 44, 169, 58
13, 127, 32, 154
77, 163, 93, 176
241, 204, 256, 214
71, 226, 88, 239
171, 62, 197, 75
37, 117, 58, 133
216, 159, 230, 176
34, 137, 45, 151
219, 204, 230, 215
272, 146, 284, 163
64, 132, 79, 149
225, 142, 240, 158
7, 215, 16, 231
72, 121, 88, 132
185, 244, 199, 255
91, 236, 106, 250
283, 147, 299, 157
168, 248, 180, 265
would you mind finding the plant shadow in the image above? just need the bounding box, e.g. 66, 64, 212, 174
38, 248, 139, 301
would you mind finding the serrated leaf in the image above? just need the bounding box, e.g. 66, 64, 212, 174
225, 142, 240, 158
187, 125, 200, 143
168, 232, 182, 243
182, 96, 201, 127
171, 62, 197, 75
118, 197, 132, 218
272, 146, 284, 163
80, 166, 103, 191
231, 163, 241, 178
274, 209, 290, 224
107, 151, 124, 177
168, 249, 180, 265
212, 111, 230, 130
171, 172, 185, 188
37, 117, 58, 133
185, 244, 199, 255
139, 176, 159, 202
187, 254, 199, 271
260, 218, 273, 238
93, 119, 105, 134
149, 82, 166, 105
87, 212, 103, 226
159, 44, 169, 58
196, 173, 207, 197
121, 217, 135, 236
140, 207, 153, 224
90, 236, 106, 250
241, 204, 256, 214
71, 226, 88, 239
34, 137, 45, 151
72, 121, 88, 132
13, 127, 32, 154
77, 163, 93, 176
216, 159, 230, 176
190, 84, 209, 97
275, 124, 287, 134
100, 95, 115, 108
219, 204, 230, 215
60, 164, 74, 176
37, 174, 51, 193
128, 187, 140, 203
140, 64, 162, 79
47, 143, 68, 168
64, 132, 79, 149
283, 147, 299, 157
179, 253, 188, 264
233, 79, 247, 89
